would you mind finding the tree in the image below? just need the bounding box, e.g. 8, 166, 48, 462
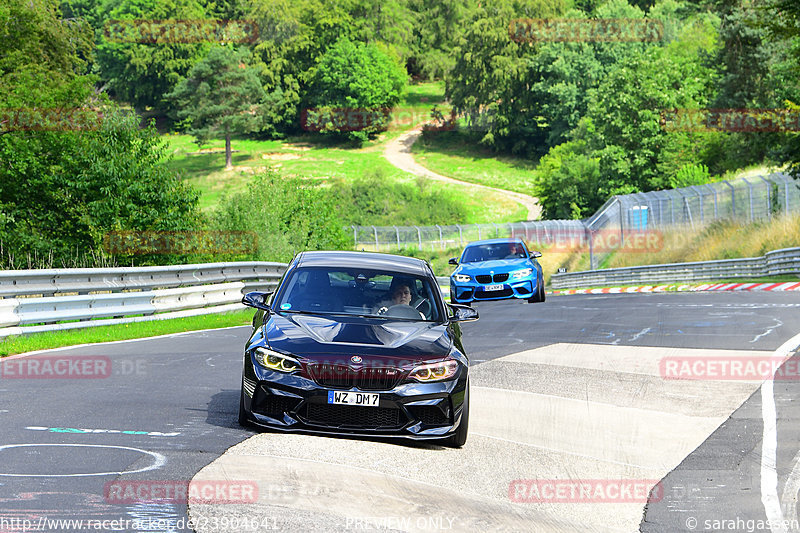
94, 0, 209, 113
167, 46, 266, 170
306, 36, 407, 142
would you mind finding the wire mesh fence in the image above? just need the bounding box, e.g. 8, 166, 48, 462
350, 173, 800, 267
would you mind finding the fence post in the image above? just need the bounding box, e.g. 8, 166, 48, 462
457, 225, 463, 246
393, 226, 400, 249
705, 184, 718, 219
758, 176, 772, 218
415, 226, 421, 249
352, 225, 357, 246
743, 178, 754, 221
372, 225, 379, 250
670, 193, 675, 224
435, 225, 443, 249
723, 180, 735, 217
618, 198, 625, 247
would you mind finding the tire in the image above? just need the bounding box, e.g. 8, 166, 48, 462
527, 275, 546, 303
238, 383, 252, 428
445, 382, 469, 448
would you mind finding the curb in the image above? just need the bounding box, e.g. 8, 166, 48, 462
549, 281, 800, 295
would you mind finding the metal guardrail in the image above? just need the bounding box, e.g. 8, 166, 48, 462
0, 262, 287, 338
550, 247, 800, 289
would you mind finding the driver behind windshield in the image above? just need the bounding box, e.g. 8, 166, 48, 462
374, 280, 423, 318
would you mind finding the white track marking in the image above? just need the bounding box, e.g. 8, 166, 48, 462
763, 333, 800, 532
0, 444, 165, 477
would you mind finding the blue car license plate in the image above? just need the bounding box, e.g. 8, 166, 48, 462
327, 391, 379, 407
484, 284, 504, 291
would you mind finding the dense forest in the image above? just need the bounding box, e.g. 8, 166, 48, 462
1, 0, 798, 265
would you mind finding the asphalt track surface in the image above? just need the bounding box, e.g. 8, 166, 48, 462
1, 291, 800, 532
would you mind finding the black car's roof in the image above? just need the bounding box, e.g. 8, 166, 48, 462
295, 251, 429, 276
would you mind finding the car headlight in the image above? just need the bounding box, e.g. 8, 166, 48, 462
253, 347, 300, 373
454, 274, 471, 283
408, 360, 459, 382
511, 268, 533, 279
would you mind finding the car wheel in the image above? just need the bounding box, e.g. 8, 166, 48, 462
238, 383, 252, 428
445, 382, 469, 448
528, 276, 546, 303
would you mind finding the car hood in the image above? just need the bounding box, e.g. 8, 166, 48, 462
264, 312, 452, 363
455, 258, 531, 274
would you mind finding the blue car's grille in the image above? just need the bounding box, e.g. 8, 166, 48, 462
475, 288, 513, 299
309, 364, 402, 391
475, 273, 509, 284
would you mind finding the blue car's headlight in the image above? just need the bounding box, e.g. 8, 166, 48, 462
454, 274, 471, 283
510, 268, 533, 280
254, 347, 300, 373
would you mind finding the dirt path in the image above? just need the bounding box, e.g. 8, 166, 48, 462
384, 129, 542, 221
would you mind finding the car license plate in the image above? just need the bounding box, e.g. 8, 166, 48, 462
327, 391, 379, 407
484, 284, 504, 291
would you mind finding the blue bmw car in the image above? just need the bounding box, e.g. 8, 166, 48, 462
449, 238, 545, 305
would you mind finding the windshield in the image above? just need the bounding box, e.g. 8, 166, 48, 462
461, 242, 528, 263
274, 267, 441, 322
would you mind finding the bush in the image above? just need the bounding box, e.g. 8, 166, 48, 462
212, 172, 351, 262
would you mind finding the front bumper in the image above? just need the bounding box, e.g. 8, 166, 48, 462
450, 278, 535, 303
242, 364, 468, 440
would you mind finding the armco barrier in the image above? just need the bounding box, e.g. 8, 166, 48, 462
0, 262, 287, 338
550, 247, 800, 289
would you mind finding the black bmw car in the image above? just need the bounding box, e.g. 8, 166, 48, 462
239, 250, 478, 447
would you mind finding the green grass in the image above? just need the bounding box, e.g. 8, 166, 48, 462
411, 130, 539, 197
0, 310, 254, 357
162, 81, 527, 224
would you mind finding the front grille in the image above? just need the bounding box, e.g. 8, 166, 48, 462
309, 364, 402, 391
303, 404, 403, 429
253, 394, 302, 418
408, 405, 450, 426
475, 288, 513, 299
475, 273, 509, 284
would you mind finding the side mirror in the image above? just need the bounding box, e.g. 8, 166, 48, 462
448, 257, 459, 265
531, 251, 542, 258
242, 291, 273, 311
447, 303, 479, 322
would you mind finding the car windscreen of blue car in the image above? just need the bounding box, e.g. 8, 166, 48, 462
461, 243, 528, 262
